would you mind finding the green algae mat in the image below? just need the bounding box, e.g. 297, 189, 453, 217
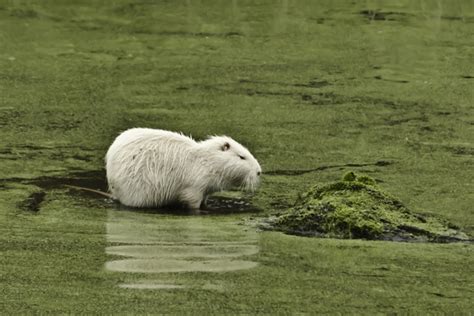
1, 0, 473, 314
266, 172, 471, 243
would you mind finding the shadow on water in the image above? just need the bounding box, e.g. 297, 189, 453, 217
112, 195, 261, 216
6, 170, 261, 215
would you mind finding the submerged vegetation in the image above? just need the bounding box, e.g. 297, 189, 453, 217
267, 172, 471, 243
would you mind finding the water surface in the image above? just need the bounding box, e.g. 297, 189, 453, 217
0, 0, 473, 313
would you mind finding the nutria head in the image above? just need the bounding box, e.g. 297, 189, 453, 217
198, 136, 262, 192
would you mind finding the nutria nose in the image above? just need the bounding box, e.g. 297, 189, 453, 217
257, 171, 261, 176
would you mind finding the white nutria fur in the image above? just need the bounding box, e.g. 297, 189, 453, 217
105, 128, 262, 209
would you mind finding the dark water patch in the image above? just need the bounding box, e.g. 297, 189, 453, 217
184, 80, 426, 109
159, 31, 243, 38
113, 195, 261, 216
354, 96, 426, 108
384, 115, 428, 126
178, 78, 331, 97
1, 144, 98, 152
262, 172, 471, 243
243, 90, 343, 105
74, 22, 104, 32
68, 17, 130, 33
428, 292, 461, 299
9, 8, 39, 18
461, 75, 474, 79
449, 146, 474, 156
38, 170, 107, 192
8, 170, 108, 212
440, 16, 474, 23
245, 89, 298, 98
265, 160, 393, 176
419, 126, 434, 132
50, 152, 94, 162
205, 196, 260, 214
4, 170, 260, 215
294, 80, 330, 88
6, 7, 62, 22
359, 10, 409, 21
315, 18, 325, 24
374, 76, 409, 83
341, 271, 386, 278
0, 148, 14, 155
0, 147, 36, 160
308, 92, 345, 105
1, 170, 108, 192
70, 154, 94, 162
408, 141, 474, 156
44, 117, 83, 131
18, 191, 46, 212
129, 28, 243, 37
305, 92, 426, 108
239, 79, 330, 89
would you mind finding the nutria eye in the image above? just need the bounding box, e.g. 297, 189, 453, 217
239, 155, 246, 160
222, 142, 230, 151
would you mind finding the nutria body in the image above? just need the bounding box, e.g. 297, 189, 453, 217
105, 128, 262, 209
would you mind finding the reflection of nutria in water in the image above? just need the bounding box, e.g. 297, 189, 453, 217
105, 128, 262, 210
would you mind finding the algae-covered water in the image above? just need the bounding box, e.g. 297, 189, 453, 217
1, 0, 473, 314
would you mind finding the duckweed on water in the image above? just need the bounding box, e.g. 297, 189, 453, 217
267, 173, 470, 243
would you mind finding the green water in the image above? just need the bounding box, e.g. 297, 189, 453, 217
1, 1, 473, 313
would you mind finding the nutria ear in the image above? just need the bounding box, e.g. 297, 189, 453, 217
221, 142, 230, 151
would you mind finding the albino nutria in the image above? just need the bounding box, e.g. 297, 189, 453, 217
105, 128, 262, 209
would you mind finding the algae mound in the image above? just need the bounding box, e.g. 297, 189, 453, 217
267, 172, 470, 243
